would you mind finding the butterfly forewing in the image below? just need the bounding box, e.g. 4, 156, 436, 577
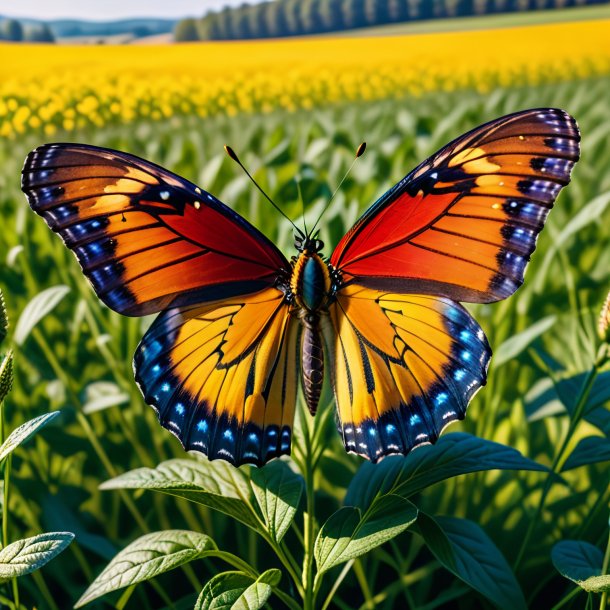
331, 108, 580, 303
22, 144, 290, 316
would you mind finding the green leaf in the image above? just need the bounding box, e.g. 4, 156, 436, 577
75, 530, 216, 607
315, 495, 417, 574
250, 460, 304, 543
552, 540, 610, 593
0, 532, 74, 583
0, 290, 7, 346
13, 285, 70, 345
493, 315, 556, 367
418, 514, 526, 610
100, 458, 263, 532
345, 433, 546, 508
0, 351, 13, 404
561, 437, 610, 471
82, 381, 130, 414
0, 411, 61, 464
195, 569, 281, 610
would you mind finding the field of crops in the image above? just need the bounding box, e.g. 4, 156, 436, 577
1, 14, 610, 610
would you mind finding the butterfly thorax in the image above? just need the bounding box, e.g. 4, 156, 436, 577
289, 249, 332, 416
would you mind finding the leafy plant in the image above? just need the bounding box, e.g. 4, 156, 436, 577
1, 77, 610, 608
0, 290, 74, 609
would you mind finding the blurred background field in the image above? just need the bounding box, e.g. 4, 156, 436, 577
1, 5, 610, 609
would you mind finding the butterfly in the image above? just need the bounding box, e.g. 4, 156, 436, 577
21, 108, 580, 466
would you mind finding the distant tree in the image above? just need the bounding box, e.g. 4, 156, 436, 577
472, 0, 489, 13
342, 0, 367, 29
26, 23, 56, 42
491, 0, 510, 11
388, 0, 409, 21
265, 0, 289, 36
231, 5, 252, 39
319, 0, 344, 30
365, 0, 390, 25
217, 7, 234, 39
248, 3, 269, 38
443, 0, 461, 16
2, 19, 24, 42
197, 13, 220, 40
406, 0, 423, 18
283, 0, 303, 35
174, 18, 199, 42
300, 0, 324, 33
132, 25, 150, 37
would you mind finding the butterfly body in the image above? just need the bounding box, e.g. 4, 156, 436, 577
22, 108, 580, 466
288, 241, 334, 414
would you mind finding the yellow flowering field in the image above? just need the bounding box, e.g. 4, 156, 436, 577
0, 19, 608, 137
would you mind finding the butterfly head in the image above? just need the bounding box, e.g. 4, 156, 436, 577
294, 232, 324, 254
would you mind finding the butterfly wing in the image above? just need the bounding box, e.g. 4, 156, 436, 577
22, 144, 290, 316
331, 108, 580, 303
134, 287, 299, 466
326, 285, 490, 462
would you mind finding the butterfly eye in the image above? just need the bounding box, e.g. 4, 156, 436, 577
314, 239, 324, 252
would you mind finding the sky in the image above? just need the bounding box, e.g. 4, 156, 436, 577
0, 0, 264, 21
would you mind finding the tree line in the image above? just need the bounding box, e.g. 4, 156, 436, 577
0, 18, 55, 42
174, 0, 607, 41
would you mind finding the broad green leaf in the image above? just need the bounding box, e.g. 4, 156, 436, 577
552, 540, 610, 593
100, 458, 263, 531
82, 381, 130, 414
561, 436, 610, 471
13, 285, 70, 345
0, 411, 61, 464
345, 433, 546, 508
493, 315, 556, 367
250, 460, 304, 543
0, 532, 74, 583
195, 569, 281, 610
0, 351, 12, 403
315, 495, 417, 574
418, 514, 526, 610
75, 530, 216, 607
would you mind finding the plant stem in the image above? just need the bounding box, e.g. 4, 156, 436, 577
599, 523, 610, 610
514, 358, 601, 570
319, 560, 354, 610
301, 403, 316, 610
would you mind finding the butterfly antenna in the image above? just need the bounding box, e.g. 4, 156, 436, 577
296, 175, 308, 237
224, 145, 303, 237
309, 142, 366, 237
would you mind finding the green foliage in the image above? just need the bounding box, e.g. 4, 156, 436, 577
552, 540, 610, 593
195, 569, 281, 610
0, 533, 74, 583
13, 285, 70, 346
174, 18, 200, 42
75, 530, 216, 607
2, 77, 610, 608
314, 497, 418, 573
417, 513, 527, 609
0, 411, 60, 464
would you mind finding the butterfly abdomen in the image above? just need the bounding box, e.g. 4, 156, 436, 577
301, 316, 324, 415
291, 251, 331, 415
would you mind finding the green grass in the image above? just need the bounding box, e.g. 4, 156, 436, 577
1, 76, 610, 609
321, 3, 610, 37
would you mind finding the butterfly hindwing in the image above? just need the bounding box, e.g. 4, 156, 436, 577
326, 285, 490, 461
22, 144, 290, 316
134, 288, 299, 466
331, 108, 580, 303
